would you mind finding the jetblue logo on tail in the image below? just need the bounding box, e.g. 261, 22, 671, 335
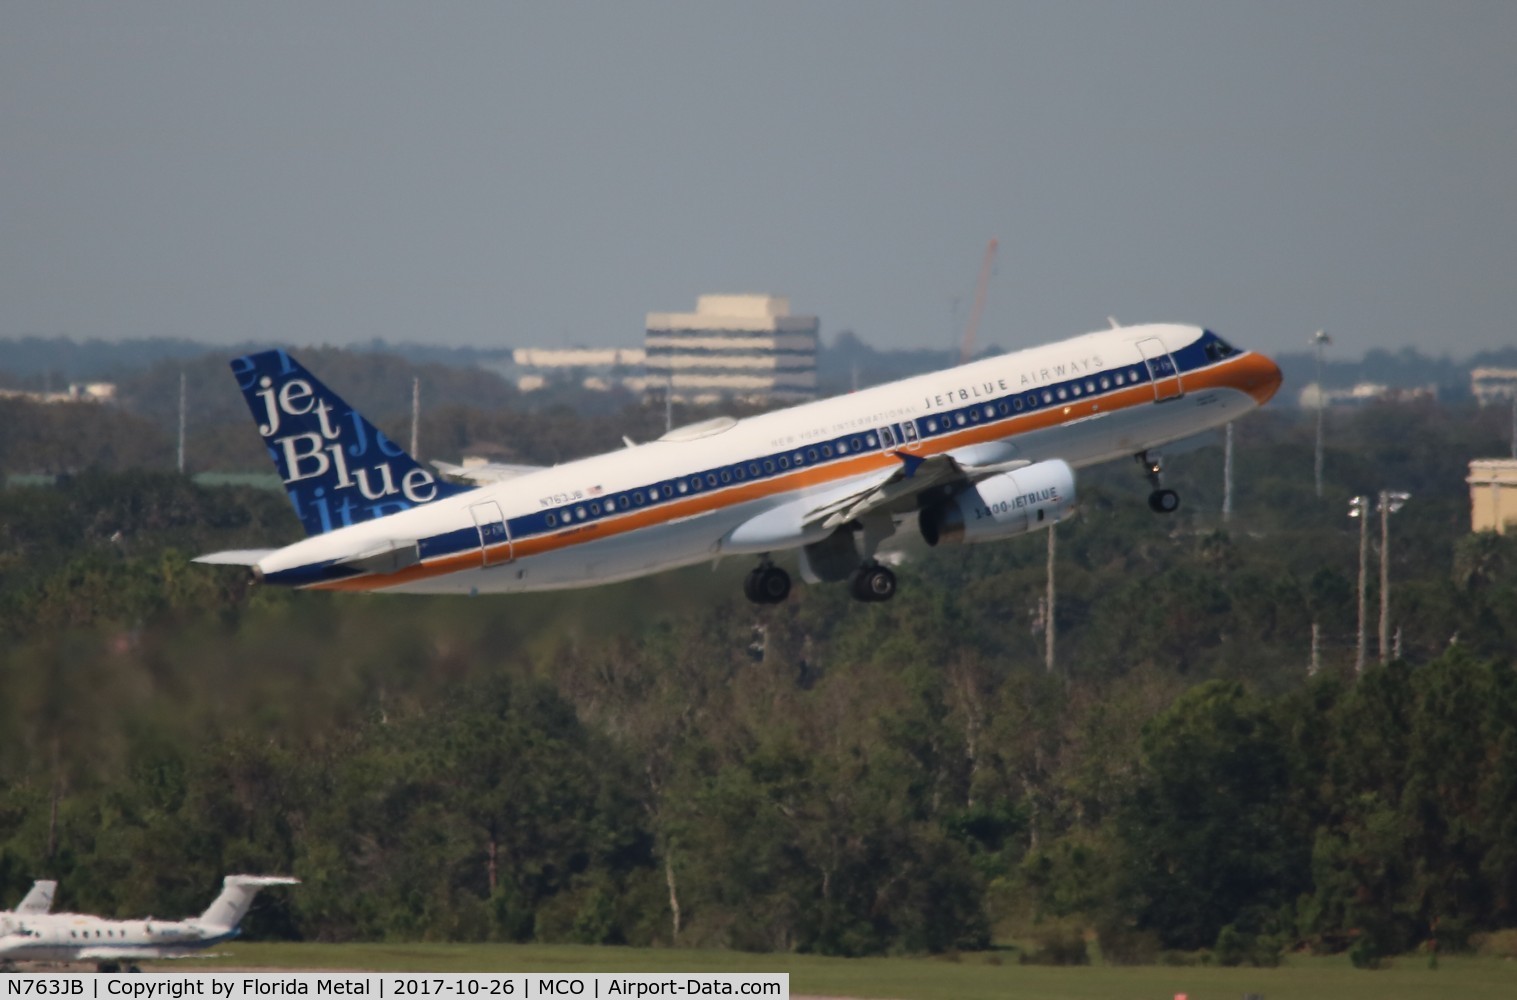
232, 350, 466, 536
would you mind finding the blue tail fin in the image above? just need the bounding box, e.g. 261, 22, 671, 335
231, 350, 468, 536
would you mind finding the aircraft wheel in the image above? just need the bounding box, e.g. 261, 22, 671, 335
746, 566, 791, 605
1148, 488, 1180, 514
850, 564, 897, 602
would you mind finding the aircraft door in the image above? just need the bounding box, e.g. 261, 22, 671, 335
900, 420, 920, 448
469, 501, 512, 567
1137, 338, 1183, 401
878, 425, 898, 449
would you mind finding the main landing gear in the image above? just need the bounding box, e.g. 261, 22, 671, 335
849, 562, 897, 603
744, 560, 791, 605
1137, 450, 1180, 514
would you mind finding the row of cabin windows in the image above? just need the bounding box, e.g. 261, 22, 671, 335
541, 433, 883, 528
537, 364, 1154, 530
921, 367, 1147, 434
70, 927, 142, 937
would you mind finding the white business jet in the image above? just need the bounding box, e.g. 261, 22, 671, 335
196, 323, 1281, 603
0, 874, 298, 971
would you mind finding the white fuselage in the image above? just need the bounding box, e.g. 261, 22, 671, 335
257, 323, 1281, 594
0, 914, 223, 962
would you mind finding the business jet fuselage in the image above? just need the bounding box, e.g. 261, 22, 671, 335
197, 324, 1282, 603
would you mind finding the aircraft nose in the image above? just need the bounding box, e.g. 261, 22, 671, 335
1241, 351, 1284, 406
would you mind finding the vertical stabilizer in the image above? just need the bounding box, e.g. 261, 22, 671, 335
230, 350, 467, 536
197, 875, 300, 931
14, 880, 56, 915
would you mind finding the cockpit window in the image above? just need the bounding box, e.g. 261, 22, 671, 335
1203, 330, 1240, 362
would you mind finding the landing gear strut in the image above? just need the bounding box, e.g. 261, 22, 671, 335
744, 560, 791, 605
1137, 450, 1180, 514
849, 562, 897, 603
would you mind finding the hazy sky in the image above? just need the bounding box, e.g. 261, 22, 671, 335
3, 2, 1514, 358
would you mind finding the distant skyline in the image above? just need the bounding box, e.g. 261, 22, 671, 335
3, 2, 1514, 360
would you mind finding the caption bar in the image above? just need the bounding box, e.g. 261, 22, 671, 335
1, 975, 787, 1000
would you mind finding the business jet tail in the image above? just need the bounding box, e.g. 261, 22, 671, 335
229, 350, 468, 536
14, 879, 56, 915
197, 875, 300, 932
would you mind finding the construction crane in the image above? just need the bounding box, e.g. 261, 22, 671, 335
959, 238, 998, 365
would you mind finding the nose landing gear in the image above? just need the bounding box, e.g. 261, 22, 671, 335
1137, 450, 1180, 514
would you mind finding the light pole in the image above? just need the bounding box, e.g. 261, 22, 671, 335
1348, 496, 1370, 674
1378, 490, 1411, 663
1312, 330, 1332, 498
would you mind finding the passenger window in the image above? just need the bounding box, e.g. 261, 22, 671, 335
779, 456, 790, 469
955, 413, 967, 426
1057, 387, 1068, 400
749, 463, 760, 476
1085, 379, 1096, 393
969, 409, 980, 422
574, 506, 587, 520
865, 434, 878, 447
1100, 376, 1111, 389
1114, 373, 1125, 386
851, 437, 862, 450
926, 419, 938, 432
633, 491, 645, 505
1042, 390, 1053, 403
589, 502, 601, 515
1071, 383, 1082, 396
764, 459, 776, 473
807, 448, 818, 462
984, 405, 995, 418
733, 466, 745, 481
546, 513, 557, 527
997, 402, 1009, 415
677, 480, 689, 494
836, 441, 848, 454
821, 444, 833, 458
1013, 398, 1023, 411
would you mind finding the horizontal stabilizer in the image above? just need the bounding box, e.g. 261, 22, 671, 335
193, 549, 275, 566
432, 459, 544, 486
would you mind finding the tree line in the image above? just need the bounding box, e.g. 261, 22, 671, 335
1, 389, 1516, 962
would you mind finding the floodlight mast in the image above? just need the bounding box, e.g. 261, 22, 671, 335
1378, 490, 1411, 663
1348, 496, 1370, 674
1312, 331, 1331, 498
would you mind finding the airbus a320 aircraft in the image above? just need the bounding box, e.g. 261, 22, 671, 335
0, 874, 298, 971
196, 324, 1281, 603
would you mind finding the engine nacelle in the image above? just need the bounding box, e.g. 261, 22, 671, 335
919, 460, 1076, 546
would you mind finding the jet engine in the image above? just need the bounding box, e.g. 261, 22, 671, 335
918, 460, 1077, 546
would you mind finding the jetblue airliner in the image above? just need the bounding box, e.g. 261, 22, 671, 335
196, 324, 1282, 603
